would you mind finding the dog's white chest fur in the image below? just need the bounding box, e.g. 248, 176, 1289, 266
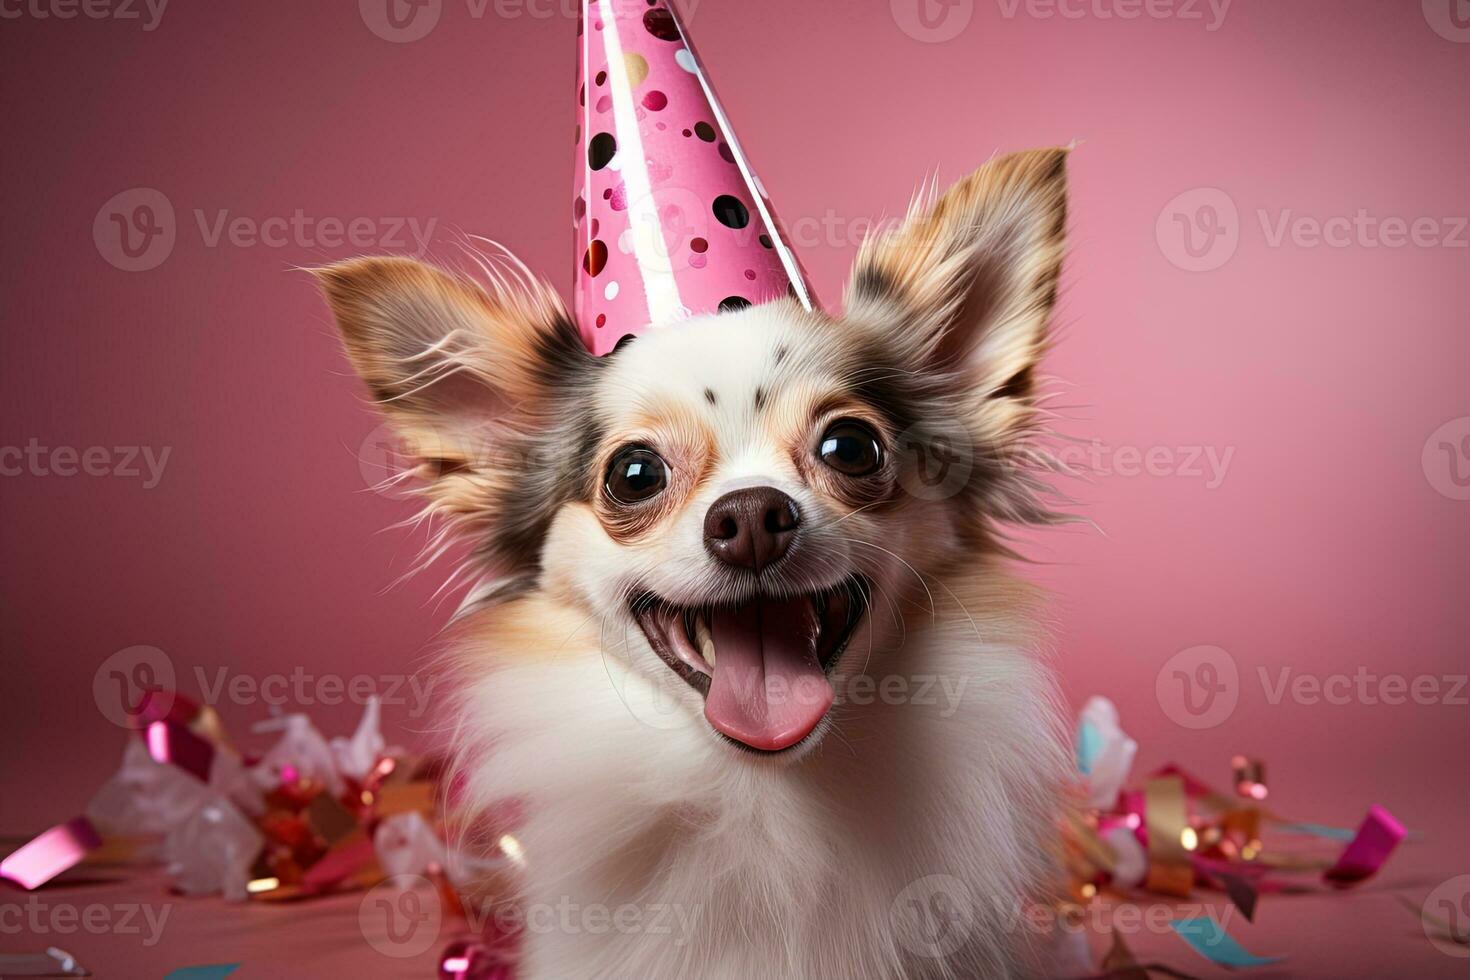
451, 575, 1065, 980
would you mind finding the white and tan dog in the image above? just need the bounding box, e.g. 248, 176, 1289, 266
318, 147, 1074, 979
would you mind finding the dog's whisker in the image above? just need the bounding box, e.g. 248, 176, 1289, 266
848, 538, 936, 618
867, 576, 908, 654
829, 501, 882, 528
853, 578, 881, 678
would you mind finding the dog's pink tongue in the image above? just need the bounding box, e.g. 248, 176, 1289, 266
704, 596, 833, 752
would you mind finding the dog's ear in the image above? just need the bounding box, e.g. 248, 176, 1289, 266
844, 148, 1068, 446
314, 256, 592, 521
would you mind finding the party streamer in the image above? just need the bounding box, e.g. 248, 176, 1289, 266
162, 966, 241, 980
0, 816, 101, 890
1168, 917, 1282, 969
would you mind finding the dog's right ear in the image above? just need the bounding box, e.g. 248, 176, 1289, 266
313, 256, 592, 517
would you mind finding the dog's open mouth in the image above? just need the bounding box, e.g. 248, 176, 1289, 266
632, 577, 868, 753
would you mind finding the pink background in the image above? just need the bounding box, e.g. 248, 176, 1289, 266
2, 1, 1467, 975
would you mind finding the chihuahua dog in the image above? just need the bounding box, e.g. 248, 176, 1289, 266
317, 147, 1073, 979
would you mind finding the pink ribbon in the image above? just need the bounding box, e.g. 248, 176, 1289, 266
1324, 805, 1404, 886
0, 816, 101, 890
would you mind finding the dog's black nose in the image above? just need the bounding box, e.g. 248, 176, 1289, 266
703, 487, 800, 571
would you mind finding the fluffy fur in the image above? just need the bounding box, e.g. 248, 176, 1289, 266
318, 147, 1077, 979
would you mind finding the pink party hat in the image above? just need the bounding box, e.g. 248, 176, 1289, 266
573, 0, 815, 355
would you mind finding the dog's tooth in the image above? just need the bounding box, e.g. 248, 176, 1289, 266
694, 612, 716, 668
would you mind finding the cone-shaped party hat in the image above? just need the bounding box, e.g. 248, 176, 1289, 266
573, 0, 814, 355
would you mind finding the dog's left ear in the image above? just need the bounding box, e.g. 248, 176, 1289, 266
844, 147, 1068, 445
312, 256, 598, 569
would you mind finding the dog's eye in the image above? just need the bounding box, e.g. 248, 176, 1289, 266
817, 420, 883, 476
605, 447, 668, 504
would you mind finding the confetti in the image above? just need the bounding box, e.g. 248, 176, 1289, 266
0, 817, 101, 890
1169, 917, 1282, 968
1324, 805, 1405, 887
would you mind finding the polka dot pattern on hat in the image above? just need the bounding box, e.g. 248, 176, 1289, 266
571, 0, 812, 356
